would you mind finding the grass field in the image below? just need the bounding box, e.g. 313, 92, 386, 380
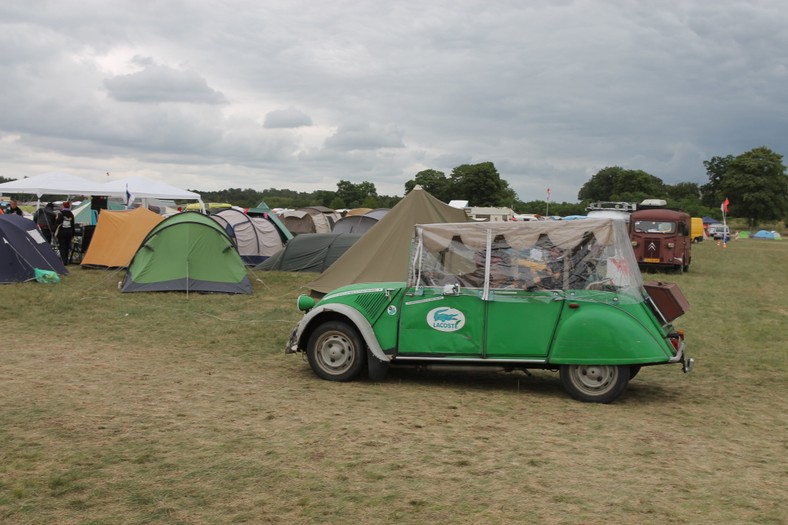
1, 239, 786, 525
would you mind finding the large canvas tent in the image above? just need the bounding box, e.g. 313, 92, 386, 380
0, 172, 101, 200
0, 173, 204, 211
121, 211, 251, 294
211, 208, 285, 266
97, 176, 203, 204
0, 214, 67, 283
81, 207, 164, 268
255, 233, 362, 273
308, 186, 469, 294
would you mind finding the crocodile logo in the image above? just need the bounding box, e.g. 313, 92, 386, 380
427, 307, 465, 332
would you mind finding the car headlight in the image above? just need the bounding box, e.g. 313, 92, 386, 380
296, 294, 316, 312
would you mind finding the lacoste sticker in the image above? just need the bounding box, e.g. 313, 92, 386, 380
427, 307, 465, 332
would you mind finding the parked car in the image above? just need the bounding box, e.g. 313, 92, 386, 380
287, 218, 693, 403
708, 223, 732, 240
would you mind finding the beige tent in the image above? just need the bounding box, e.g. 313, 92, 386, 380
282, 206, 340, 234
344, 207, 373, 216
308, 186, 468, 294
80, 207, 163, 268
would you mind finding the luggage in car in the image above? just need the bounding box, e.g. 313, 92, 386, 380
644, 281, 689, 323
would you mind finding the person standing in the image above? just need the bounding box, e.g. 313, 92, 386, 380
55, 202, 76, 265
6, 200, 23, 216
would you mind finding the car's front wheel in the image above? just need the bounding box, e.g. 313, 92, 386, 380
307, 321, 366, 382
560, 365, 629, 403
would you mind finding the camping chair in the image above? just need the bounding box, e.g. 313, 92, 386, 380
69, 225, 85, 264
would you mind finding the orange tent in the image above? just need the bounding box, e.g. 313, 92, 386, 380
81, 207, 163, 268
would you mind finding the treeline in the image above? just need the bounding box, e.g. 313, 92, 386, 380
192, 185, 403, 210
4, 145, 785, 226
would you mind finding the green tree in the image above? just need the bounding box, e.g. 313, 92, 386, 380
449, 162, 517, 207
578, 166, 666, 203
721, 147, 788, 227
330, 196, 345, 210
701, 155, 733, 207
404, 169, 451, 201
514, 200, 586, 217
360, 195, 380, 208
336, 180, 377, 208
665, 182, 700, 202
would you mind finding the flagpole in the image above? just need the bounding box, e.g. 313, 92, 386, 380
545, 188, 551, 217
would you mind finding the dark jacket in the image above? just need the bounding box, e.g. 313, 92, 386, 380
34, 206, 57, 231
55, 208, 76, 236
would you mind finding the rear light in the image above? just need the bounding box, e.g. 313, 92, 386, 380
668, 331, 684, 351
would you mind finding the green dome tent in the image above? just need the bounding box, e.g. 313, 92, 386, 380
121, 211, 252, 294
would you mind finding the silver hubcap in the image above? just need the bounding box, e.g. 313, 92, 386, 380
569, 365, 618, 394
316, 331, 355, 373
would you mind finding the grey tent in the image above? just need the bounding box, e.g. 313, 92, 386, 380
211, 208, 285, 266
246, 201, 293, 242
332, 208, 389, 234
255, 233, 362, 273
282, 206, 340, 234
308, 186, 468, 294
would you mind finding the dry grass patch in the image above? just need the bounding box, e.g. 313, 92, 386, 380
1, 242, 786, 525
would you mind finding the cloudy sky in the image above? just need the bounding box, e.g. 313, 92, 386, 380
1, 1, 787, 203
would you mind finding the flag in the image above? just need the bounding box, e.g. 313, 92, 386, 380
547, 188, 551, 202
721, 198, 729, 213
125, 184, 135, 208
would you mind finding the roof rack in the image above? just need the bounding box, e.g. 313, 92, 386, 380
586, 201, 637, 212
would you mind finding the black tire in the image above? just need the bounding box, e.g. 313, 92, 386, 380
560, 365, 630, 403
629, 365, 642, 380
306, 321, 366, 382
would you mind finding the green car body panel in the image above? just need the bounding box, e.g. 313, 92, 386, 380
307, 284, 675, 365
288, 219, 692, 402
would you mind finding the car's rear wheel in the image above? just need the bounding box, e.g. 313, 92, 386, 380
560, 364, 629, 403
307, 321, 366, 382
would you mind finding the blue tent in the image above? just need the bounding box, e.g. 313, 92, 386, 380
752, 230, 781, 240
0, 214, 67, 283
702, 216, 717, 224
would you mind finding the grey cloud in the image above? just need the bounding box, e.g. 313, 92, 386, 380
264, 108, 313, 129
1, 1, 788, 202
324, 121, 404, 151
104, 64, 227, 104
